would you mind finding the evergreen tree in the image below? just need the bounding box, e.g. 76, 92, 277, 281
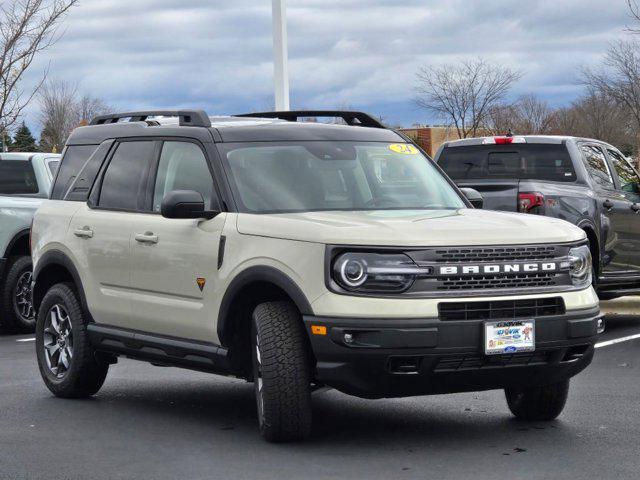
12, 122, 37, 152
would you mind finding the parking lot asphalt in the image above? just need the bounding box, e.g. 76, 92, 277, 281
1, 315, 639, 480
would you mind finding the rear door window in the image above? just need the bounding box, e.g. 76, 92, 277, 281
438, 144, 576, 182
580, 145, 614, 189
0, 160, 38, 194
98, 141, 156, 211
607, 148, 640, 193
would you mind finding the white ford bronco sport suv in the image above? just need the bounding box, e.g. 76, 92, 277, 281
31, 110, 601, 442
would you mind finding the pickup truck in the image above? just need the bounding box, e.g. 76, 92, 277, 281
0, 152, 60, 333
434, 135, 640, 300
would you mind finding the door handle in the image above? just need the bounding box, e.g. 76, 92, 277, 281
632, 204, 640, 213
603, 199, 614, 210
135, 232, 158, 244
73, 227, 94, 238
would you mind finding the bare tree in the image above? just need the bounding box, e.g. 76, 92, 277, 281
415, 59, 522, 138
486, 94, 555, 135
550, 106, 581, 136
38, 79, 110, 152
38, 79, 75, 151
583, 40, 640, 157
0, 0, 79, 134
628, 0, 640, 32
570, 88, 630, 144
486, 103, 520, 135
76, 94, 109, 126
513, 94, 556, 134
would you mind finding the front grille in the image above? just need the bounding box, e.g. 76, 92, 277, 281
434, 245, 557, 263
438, 297, 565, 321
434, 351, 552, 372
438, 272, 556, 291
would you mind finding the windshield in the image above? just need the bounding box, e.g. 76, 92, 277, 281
219, 141, 466, 213
438, 144, 576, 182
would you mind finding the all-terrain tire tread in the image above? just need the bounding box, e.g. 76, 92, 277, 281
253, 301, 312, 442
36, 283, 108, 398
1, 256, 33, 334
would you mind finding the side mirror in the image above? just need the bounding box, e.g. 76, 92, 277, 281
161, 190, 218, 219
459, 187, 483, 209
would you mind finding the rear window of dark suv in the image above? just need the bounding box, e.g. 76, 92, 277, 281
438, 144, 577, 182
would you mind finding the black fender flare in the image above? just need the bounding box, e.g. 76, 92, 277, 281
3, 228, 30, 259
576, 218, 601, 272
216, 266, 313, 346
33, 249, 89, 314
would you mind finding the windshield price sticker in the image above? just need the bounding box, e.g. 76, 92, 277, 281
388, 143, 419, 155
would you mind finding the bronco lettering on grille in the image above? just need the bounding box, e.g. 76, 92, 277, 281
438, 262, 558, 276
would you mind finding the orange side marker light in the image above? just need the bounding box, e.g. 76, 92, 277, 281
311, 325, 327, 336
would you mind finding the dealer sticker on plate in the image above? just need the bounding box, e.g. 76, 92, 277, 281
484, 320, 535, 355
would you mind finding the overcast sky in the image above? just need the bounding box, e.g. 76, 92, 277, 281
21, 0, 636, 133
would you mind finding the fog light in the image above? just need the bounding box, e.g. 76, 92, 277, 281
344, 333, 354, 344
597, 317, 605, 334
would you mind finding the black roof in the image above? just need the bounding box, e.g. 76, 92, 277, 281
67, 110, 404, 146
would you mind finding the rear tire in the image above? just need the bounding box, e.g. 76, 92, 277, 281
505, 380, 570, 421
1, 256, 35, 334
252, 301, 312, 442
35, 283, 108, 398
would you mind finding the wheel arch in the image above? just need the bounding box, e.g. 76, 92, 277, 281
3, 228, 30, 259
578, 220, 600, 276
217, 266, 314, 377
217, 266, 313, 346
33, 250, 89, 316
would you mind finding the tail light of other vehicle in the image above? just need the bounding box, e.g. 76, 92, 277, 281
518, 192, 545, 214
482, 136, 526, 145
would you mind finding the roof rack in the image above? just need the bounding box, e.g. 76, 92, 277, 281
234, 110, 387, 129
90, 109, 211, 127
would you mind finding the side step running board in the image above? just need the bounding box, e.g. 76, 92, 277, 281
87, 324, 231, 375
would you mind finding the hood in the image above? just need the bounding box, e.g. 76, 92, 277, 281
236, 209, 586, 247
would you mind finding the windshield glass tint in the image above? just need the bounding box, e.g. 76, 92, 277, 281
221, 142, 465, 213
439, 144, 576, 182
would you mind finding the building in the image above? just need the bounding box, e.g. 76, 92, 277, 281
399, 126, 467, 158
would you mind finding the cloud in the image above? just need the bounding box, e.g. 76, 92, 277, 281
19, 0, 634, 132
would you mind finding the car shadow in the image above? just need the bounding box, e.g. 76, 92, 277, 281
32, 372, 577, 451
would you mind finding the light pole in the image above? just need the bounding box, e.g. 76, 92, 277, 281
272, 0, 290, 111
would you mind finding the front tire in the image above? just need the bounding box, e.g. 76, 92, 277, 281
505, 380, 570, 421
1, 256, 36, 333
252, 301, 312, 442
35, 283, 109, 398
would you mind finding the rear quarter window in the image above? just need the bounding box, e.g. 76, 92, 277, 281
50, 145, 99, 200
438, 144, 576, 182
0, 160, 38, 194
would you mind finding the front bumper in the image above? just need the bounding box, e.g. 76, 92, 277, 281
303, 306, 600, 399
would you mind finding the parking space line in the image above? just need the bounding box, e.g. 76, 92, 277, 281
16, 338, 35, 343
595, 333, 640, 349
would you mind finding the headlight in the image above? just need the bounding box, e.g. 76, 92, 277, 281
332, 252, 430, 293
565, 245, 592, 287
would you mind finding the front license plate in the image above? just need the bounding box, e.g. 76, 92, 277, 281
484, 320, 535, 355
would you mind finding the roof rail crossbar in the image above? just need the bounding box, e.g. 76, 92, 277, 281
234, 110, 386, 129
90, 110, 211, 127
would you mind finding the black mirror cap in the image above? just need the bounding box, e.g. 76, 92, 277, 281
161, 190, 218, 219
459, 187, 483, 209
